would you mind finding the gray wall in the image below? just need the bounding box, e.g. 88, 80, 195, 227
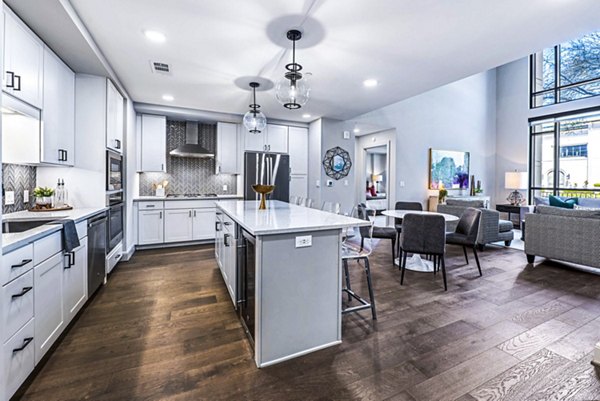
2, 164, 35, 213
352, 70, 498, 208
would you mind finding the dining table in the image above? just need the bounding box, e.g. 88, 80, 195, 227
381, 209, 460, 272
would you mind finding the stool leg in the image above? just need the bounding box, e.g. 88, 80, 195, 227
473, 247, 482, 276
391, 237, 396, 265
364, 258, 377, 320
343, 259, 352, 302
441, 255, 448, 291
400, 251, 408, 285
433, 255, 437, 275
398, 247, 403, 270
462, 246, 469, 264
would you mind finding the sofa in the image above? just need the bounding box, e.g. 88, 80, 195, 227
525, 205, 600, 268
437, 199, 514, 248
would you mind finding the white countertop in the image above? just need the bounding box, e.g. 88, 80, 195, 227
134, 195, 243, 201
2, 207, 107, 254
216, 200, 370, 235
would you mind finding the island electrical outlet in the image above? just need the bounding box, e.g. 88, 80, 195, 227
295, 235, 312, 248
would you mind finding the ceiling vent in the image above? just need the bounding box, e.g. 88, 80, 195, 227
150, 61, 171, 75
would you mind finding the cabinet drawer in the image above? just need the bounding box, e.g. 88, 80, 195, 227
33, 231, 62, 265
138, 201, 164, 210
75, 220, 87, 239
1, 244, 34, 285
2, 270, 34, 342
222, 215, 235, 233
2, 318, 35, 400
165, 200, 217, 210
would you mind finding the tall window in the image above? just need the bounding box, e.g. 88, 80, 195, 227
530, 112, 600, 199
530, 31, 600, 108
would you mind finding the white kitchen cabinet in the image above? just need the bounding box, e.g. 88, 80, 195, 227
139, 114, 166, 172
266, 124, 288, 153
1, 318, 35, 401
138, 210, 164, 245
1, 270, 33, 343
34, 252, 64, 364
193, 208, 216, 240
290, 175, 308, 199
164, 209, 194, 243
3, 8, 43, 108
216, 122, 239, 174
243, 124, 288, 153
221, 217, 237, 305
106, 79, 124, 152
215, 212, 224, 268
62, 239, 88, 324
288, 126, 308, 175
41, 47, 75, 166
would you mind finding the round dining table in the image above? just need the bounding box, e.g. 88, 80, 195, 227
381, 209, 459, 273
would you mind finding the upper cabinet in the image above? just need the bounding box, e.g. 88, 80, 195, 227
3, 8, 43, 109
216, 122, 240, 174
41, 47, 75, 166
288, 126, 308, 175
138, 114, 166, 172
244, 124, 288, 153
106, 80, 124, 153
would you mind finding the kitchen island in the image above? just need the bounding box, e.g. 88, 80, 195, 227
215, 200, 369, 368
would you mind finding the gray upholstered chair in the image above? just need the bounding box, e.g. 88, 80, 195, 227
341, 204, 376, 319
399, 213, 447, 290
394, 201, 423, 256
359, 203, 397, 264
446, 207, 483, 276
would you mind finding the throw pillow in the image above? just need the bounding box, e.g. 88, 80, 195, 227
549, 195, 577, 209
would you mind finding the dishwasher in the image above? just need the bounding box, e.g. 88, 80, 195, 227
88, 213, 108, 296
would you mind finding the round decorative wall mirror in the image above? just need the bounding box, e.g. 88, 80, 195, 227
322, 146, 352, 180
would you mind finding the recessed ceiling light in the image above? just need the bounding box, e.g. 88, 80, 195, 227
363, 79, 378, 88
162, 94, 174, 101
353, 123, 360, 134
302, 113, 312, 118
144, 30, 166, 43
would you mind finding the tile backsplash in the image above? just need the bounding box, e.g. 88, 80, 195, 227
2, 164, 36, 213
139, 121, 237, 196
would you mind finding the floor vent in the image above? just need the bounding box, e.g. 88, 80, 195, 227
151, 61, 171, 74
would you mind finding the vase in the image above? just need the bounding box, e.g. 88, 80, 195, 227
35, 196, 53, 208
252, 185, 275, 210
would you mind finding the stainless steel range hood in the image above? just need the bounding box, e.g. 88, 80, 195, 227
169, 121, 214, 158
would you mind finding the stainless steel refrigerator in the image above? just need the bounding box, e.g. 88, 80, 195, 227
244, 152, 290, 202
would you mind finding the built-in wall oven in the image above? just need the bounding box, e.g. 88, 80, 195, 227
106, 150, 124, 252
238, 228, 256, 348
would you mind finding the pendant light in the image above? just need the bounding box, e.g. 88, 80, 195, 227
275, 29, 310, 109
243, 82, 267, 134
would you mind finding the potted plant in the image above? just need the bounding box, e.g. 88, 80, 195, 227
33, 187, 54, 208
438, 185, 448, 204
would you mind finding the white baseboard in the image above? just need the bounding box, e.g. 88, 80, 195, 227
121, 244, 136, 261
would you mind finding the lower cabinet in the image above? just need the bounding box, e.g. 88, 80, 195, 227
138, 210, 164, 245
215, 212, 224, 268
1, 318, 35, 400
164, 209, 194, 243
33, 252, 64, 364
215, 212, 237, 306
62, 239, 88, 323
193, 209, 216, 240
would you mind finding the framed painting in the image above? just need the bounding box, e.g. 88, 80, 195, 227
429, 149, 470, 190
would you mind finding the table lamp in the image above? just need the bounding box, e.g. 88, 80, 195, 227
372, 174, 383, 192
505, 171, 527, 205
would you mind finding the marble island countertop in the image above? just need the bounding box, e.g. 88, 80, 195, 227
216, 200, 369, 236
2, 207, 107, 254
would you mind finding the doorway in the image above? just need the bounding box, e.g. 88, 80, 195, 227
364, 145, 389, 226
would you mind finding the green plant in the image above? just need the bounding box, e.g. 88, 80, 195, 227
33, 187, 54, 197
438, 188, 448, 201
594, 183, 600, 188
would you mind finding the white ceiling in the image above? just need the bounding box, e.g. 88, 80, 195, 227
13, 0, 600, 122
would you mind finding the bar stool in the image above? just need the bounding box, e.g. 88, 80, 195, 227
341, 204, 376, 320
290, 195, 299, 205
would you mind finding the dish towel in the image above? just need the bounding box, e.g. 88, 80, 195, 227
61, 220, 81, 252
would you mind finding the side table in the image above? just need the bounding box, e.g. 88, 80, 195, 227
495, 204, 534, 230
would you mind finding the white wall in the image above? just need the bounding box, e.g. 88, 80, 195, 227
307, 119, 322, 207
352, 70, 498, 208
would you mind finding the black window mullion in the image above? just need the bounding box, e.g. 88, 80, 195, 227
555, 45, 560, 104
554, 121, 560, 194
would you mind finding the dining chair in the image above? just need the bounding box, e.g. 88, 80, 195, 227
341, 205, 376, 319
304, 198, 314, 208
445, 207, 483, 276
322, 201, 341, 214
394, 201, 423, 258
358, 203, 397, 265
399, 213, 447, 290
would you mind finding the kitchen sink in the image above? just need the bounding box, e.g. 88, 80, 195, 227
2, 218, 63, 234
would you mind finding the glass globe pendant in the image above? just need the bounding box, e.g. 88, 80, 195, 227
275, 29, 310, 109
243, 82, 267, 134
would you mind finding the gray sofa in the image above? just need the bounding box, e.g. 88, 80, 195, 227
437, 200, 514, 248
525, 205, 600, 268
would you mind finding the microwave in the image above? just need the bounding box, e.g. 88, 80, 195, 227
106, 150, 123, 191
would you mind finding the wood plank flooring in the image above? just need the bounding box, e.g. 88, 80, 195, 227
11, 241, 600, 401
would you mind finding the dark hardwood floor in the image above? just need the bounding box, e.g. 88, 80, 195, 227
12, 241, 600, 401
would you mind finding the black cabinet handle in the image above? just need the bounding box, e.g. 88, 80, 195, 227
11, 286, 33, 299
5, 71, 14, 88
58, 149, 63, 161
193, 210, 197, 217
223, 222, 231, 226
64, 251, 75, 268
115, 139, 121, 149
64, 149, 68, 162
12, 337, 33, 353
11, 259, 32, 269
224, 233, 230, 247
215, 221, 221, 232
13, 75, 21, 91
